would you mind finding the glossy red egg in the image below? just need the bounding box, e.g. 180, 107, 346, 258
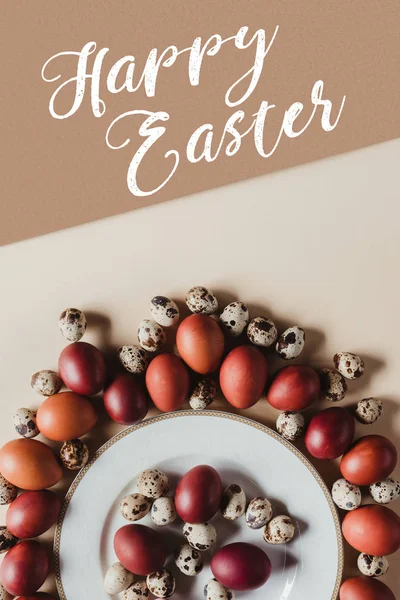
175, 465, 222, 523
219, 345, 268, 409
340, 435, 397, 485
58, 341, 106, 395
6, 490, 61, 539
211, 542, 272, 591
176, 314, 224, 374
114, 524, 167, 575
0, 540, 49, 596
342, 505, 400, 555
340, 576, 395, 600
145, 353, 190, 412
104, 373, 148, 424
305, 407, 355, 459
267, 365, 320, 411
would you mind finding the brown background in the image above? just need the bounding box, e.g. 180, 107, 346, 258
1, 0, 400, 245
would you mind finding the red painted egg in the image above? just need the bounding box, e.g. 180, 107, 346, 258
339, 576, 395, 600
104, 373, 148, 424
114, 524, 167, 575
267, 366, 320, 411
175, 465, 222, 523
176, 315, 224, 374
305, 407, 355, 459
6, 490, 61, 539
340, 435, 397, 485
145, 353, 190, 412
0, 540, 49, 596
58, 341, 106, 395
219, 345, 268, 409
342, 505, 400, 555
211, 542, 272, 591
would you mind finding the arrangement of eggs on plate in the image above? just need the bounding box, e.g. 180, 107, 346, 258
0, 287, 397, 599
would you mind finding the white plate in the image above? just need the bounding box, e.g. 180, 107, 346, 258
55, 411, 343, 600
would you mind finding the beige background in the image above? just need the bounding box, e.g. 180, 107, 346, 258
0, 139, 399, 596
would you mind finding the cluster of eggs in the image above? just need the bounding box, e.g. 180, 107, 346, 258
105, 464, 295, 598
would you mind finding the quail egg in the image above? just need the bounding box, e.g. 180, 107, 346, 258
146, 569, 176, 598
355, 397, 383, 424
189, 379, 217, 410
12, 408, 39, 439
175, 543, 204, 576
137, 469, 169, 499
123, 580, 150, 599
121, 493, 152, 522
104, 562, 135, 595
118, 345, 150, 374
204, 578, 235, 600
245, 497, 273, 529
276, 412, 305, 441
357, 553, 389, 577
0, 582, 13, 600
334, 352, 365, 380
60, 439, 89, 470
319, 368, 347, 402
183, 522, 217, 551
0, 474, 18, 505
58, 307, 87, 342
150, 296, 180, 327
31, 369, 63, 396
221, 484, 246, 520
0, 527, 17, 554
264, 515, 295, 544
220, 302, 249, 337
186, 287, 218, 315
332, 478, 362, 511
137, 320, 166, 352
276, 326, 305, 360
369, 477, 400, 504
151, 497, 177, 526
247, 317, 278, 347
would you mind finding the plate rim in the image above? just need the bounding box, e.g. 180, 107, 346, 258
54, 410, 344, 599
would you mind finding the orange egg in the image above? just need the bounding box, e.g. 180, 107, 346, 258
340, 576, 395, 600
0, 439, 62, 490
36, 391, 97, 441
219, 345, 268, 408
145, 353, 190, 412
176, 314, 224, 374
342, 505, 400, 555
340, 435, 397, 485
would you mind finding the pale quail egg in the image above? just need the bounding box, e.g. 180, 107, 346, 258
0, 582, 13, 600
319, 368, 347, 402
245, 497, 273, 529
0, 527, 17, 554
31, 369, 63, 396
137, 469, 169, 499
355, 397, 383, 424
220, 302, 249, 337
146, 569, 176, 598
369, 478, 400, 504
357, 553, 389, 577
276, 412, 305, 441
332, 478, 362, 511
334, 352, 365, 380
183, 522, 217, 551
137, 320, 166, 352
186, 286, 218, 315
104, 562, 135, 595
118, 345, 150, 374
204, 578, 235, 600
123, 580, 150, 599
276, 326, 305, 360
150, 296, 180, 327
120, 493, 152, 522
264, 515, 295, 544
60, 439, 89, 470
247, 316, 278, 347
58, 307, 87, 341
189, 379, 217, 410
151, 497, 177, 526
0, 474, 18, 505
221, 484, 246, 520
174, 543, 204, 576
13, 408, 39, 438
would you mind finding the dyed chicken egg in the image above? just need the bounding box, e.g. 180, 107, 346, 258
0, 438, 62, 490
340, 435, 397, 486
339, 576, 395, 600
145, 353, 189, 412
58, 308, 87, 342
369, 478, 400, 504
264, 515, 295, 544
183, 522, 217, 551
342, 505, 400, 555
247, 317, 277, 347
189, 379, 217, 410
0, 539, 49, 596
332, 479, 362, 511
220, 302, 249, 337
221, 485, 246, 520
357, 553, 389, 577
150, 296, 180, 327
137, 319, 166, 352
123, 580, 150, 600
6, 490, 61, 539
36, 391, 97, 442
319, 368, 347, 402
0, 474, 18, 506
31, 370, 63, 396
151, 497, 177, 526
176, 315, 224, 375
0, 527, 17, 553
13, 408, 39, 439
219, 345, 268, 409
146, 570, 176, 598
204, 578, 235, 600
267, 365, 320, 411
104, 562, 134, 595
276, 326, 305, 360
174, 543, 204, 576
355, 398, 383, 424
114, 524, 167, 576
175, 465, 222, 523
60, 439, 89, 470
334, 352, 365, 380
58, 342, 106, 396
245, 497, 273, 529
137, 469, 169, 499
118, 345, 150, 374
211, 543, 271, 591
276, 412, 305, 441
186, 287, 218, 315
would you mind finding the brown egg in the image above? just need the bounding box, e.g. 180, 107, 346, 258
146, 353, 190, 412
0, 439, 62, 490
342, 505, 400, 555
340, 435, 397, 485
219, 345, 268, 408
176, 314, 224, 374
36, 391, 97, 442
340, 576, 395, 600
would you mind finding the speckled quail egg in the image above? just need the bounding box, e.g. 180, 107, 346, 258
276, 412, 305, 441
183, 522, 217, 551
58, 307, 87, 341
0, 474, 18, 505
189, 379, 217, 410
104, 562, 135, 595
0, 527, 17, 554
151, 497, 177, 526
264, 515, 295, 544
204, 578, 235, 600
123, 580, 150, 600
369, 477, 400, 504
121, 493, 152, 522
220, 302, 249, 337
137, 469, 169, 499
319, 368, 347, 402
334, 352, 365, 380
31, 369, 63, 396
186, 286, 218, 315
0, 582, 13, 600
150, 296, 180, 327
221, 484, 246, 520
13, 408, 39, 439
357, 553, 389, 578
276, 326, 305, 360
146, 570, 176, 598
355, 397, 383, 424
247, 316, 278, 347
174, 543, 204, 576
60, 439, 89, 470
118, 345, 150, 374
137, 320, 166, 352
332, 478, 362, 511
245, 497, 273, 529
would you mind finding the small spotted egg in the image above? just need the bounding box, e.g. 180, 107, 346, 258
137, 320, 166, 352
319, 368, 347, 402
355, 397, 383, 424
220, 302, 249, 337
247, 316, 278, 347
204, 578, 235, 600
357, 553, 389, 578
146, 569, 176, 598
369, 478, 400, 504
276, 326, 305, 360
120, 493, 152, 522
334, 352, 365, 380
13, 408, 39, 439
221, 484, 246, 520
0, 582, 13, 600
150, 296, 180, 327
189, 379, 217, 410
0, 474, 18, 505
276, 412, 305, 441
151, 497, 177, 526
104, 562, 135, 594
60, 439, 89, 471
175, 543, 204, 576
137, 469, 169, 499
58, 308, 87, 342
123, 580, 150, 600
31, 369, 63, 396
0, 527, 17, 554
332, 478, 362, 511
264, 515, 295, 544
245, 497, 273, 529
186, 287, 218, 315
183, 522, 217, 551
118, 345, 150, 374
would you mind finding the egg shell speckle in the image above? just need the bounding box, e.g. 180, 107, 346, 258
137, 320, 166, 352
369, 478, 400, 504
355, 397, 383, 424
137, 469, 169, 499
264, 515, 295, 544
332, 478, 362, 511
0, 526, 17, 554
245, 497, 273, 529
151, 497, 177, 526
204, 578, 235, 600
221, 484, 246, 520
123, 580, 150, 599
334, 352, 365, 380
104, 562, 135, 594
186, 287, 218, 315
220, 302, 249, 337
276, 326, 305, 360
0, 474, 18, 505
189, 379, 217, 410
120, 493, 152, 522
183, 522, 217, 551
150, 296, 180, 327
146, 569, 176, 598
175, 543, 204, 576
118, 345, 150, 374
31, 369, 63, 396
276, 412, 305, 441
319, 368, 347, 402
13, 408, 39, 439
0, 582, 13, 600
357, 553, 389, 577
60, 439, 89, 471
247, 317, 278, 347
59, 308, 87, 342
